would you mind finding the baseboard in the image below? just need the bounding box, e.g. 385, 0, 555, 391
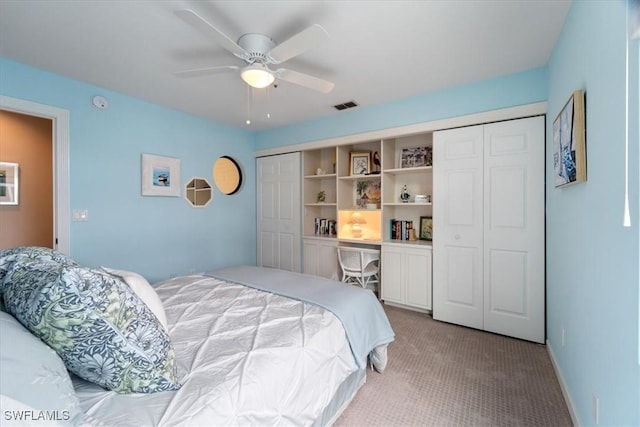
382, 301, 431, 314
546, 339, 579, 426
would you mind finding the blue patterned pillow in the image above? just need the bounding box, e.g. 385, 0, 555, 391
2, 256, 180, 394
0, 247, 78, 297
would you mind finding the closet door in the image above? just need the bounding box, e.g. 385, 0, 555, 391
257, 153, 301, 272
433, 117, 545, 343
483, 116, 545, 343
433, 125, 484, 329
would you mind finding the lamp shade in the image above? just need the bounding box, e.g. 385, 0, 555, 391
241, 64, 275, 89
348, 212, 367, 225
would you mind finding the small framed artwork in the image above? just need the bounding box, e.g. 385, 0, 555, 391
0, 162, 19, 205
350, 151, 371, 175
399, 146, 432, 168
141, 154, 181, 197
419, 216, 433, 241
553, 89, 586, 188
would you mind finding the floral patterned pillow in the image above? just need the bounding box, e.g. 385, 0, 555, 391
2, 256, 181, 394
0, 247, 78, 297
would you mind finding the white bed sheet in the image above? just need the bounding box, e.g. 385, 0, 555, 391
73, 275, 359, 426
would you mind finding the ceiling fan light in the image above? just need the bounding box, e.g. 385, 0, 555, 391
241, 65, 275, 89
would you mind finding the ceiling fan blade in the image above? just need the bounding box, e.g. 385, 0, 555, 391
267, 24, 329, 64
275, 68, 334, 93
175, 9, 246, 58
174, 65, 239, 78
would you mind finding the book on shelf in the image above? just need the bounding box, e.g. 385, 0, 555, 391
314, 217, 336, 236
389, 219, 414, 240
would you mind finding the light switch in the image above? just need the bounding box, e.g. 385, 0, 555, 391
72, 209, 89, 222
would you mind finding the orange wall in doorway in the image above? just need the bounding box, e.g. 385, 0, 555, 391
0, 110, 53, 249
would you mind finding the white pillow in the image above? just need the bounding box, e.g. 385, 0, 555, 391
102, 267, 168, 331
0, 311, 85, 425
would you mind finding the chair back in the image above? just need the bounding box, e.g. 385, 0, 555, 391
337, 247, 380, 273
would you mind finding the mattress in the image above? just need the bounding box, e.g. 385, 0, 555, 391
73, 273, 370, 426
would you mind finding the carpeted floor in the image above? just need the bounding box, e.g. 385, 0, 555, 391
335, 305, 573, 427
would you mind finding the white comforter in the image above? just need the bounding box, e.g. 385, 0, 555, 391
73, 275, 358, 426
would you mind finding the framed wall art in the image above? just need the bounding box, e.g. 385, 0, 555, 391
0, 162, 19, 205
553, 89, 586, 188
349, 151, 370, 175
399, 146, 432, 168
141, 154, 181, 197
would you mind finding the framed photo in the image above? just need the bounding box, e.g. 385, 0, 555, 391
400, 146, 432, 168
349, 151, 370, 175
553, 89, 586, 188
419, 216, 433, 241
141, 154, 181, 197
0, 162, 19, 205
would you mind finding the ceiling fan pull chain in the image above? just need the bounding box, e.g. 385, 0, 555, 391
266, 85, 271, 120
246, 85, 252, 125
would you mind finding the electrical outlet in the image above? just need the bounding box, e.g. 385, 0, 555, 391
561, 326, 565, 348
592, 393, 599, 424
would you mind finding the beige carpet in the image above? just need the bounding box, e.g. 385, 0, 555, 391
335, 305, 572, 427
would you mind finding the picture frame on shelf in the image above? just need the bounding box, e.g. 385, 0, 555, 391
141, 153, 181, 197
0, 162, 19, 205
553, 89, 586, 188
399, 146, 432, 168
419, 216, 433, 241
355, 180, 381, 208
349, 151, 370, 175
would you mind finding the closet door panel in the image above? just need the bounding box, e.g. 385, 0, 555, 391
433, 126, 484, 329
257, 153, 301, 272
483, 116, 545, 343
487, 248, 527, 314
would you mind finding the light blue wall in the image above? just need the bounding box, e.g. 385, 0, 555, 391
547, 1, 639, 426
255, 67, 548, 150
0, 59, 257, 282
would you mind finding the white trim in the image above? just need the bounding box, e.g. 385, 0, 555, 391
254, 102, 547, 157
546, 339, 579, 426
0, 95, 70, 255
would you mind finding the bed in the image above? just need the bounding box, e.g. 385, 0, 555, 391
0, 247, 394, 427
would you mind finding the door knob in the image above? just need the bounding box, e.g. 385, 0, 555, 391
455, 234, 461, 240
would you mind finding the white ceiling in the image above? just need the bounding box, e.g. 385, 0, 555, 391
0, 0, 571, 131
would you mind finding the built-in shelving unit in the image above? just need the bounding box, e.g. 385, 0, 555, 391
302, 134, 433, 245
301, 133, 434, 306
303, 148, 338, 239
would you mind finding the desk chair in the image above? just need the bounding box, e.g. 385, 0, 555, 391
337, 246, 380, 291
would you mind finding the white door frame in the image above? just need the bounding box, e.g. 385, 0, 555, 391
0, 95, 70, 255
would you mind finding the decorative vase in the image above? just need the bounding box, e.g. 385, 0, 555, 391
400, 185, 410, 203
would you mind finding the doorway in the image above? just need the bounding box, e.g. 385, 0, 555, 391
0, 96, 70, 254
0, 110, 53, 248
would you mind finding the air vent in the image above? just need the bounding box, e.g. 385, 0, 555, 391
333, 101, 358, 111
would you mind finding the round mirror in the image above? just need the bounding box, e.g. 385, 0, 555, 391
213, 156, 242, 195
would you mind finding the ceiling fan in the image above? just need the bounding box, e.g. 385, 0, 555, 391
174, 9, 335, 93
